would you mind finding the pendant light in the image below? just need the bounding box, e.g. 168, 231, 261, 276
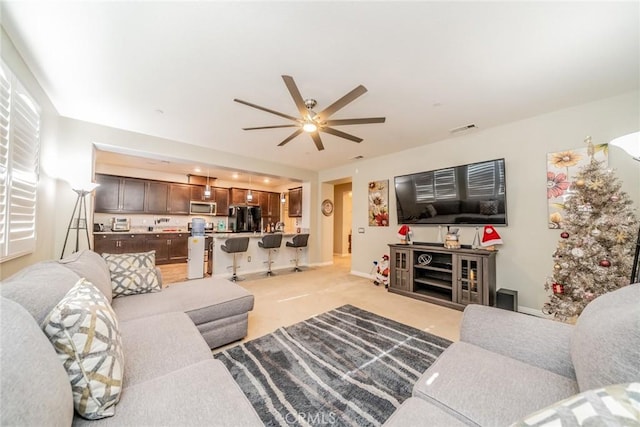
204, 169, 211, 199
246, 174, 253, 202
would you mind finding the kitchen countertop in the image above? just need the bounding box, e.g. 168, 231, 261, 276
93, 230, 189, 234
93, 231, 297, 237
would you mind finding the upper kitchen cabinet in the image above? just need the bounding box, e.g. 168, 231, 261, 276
95, 174, 189, 214
95, 174, 146, 213
145, 182, 190, 214
230, 187, 260, 206
145, 181, 169, 213
214, 187, 229, 216
288, 187, 302, 217
229, 188, 247, 205
168, 184, 191, 214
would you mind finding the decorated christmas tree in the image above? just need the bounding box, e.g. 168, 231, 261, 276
543, 137, 639, 321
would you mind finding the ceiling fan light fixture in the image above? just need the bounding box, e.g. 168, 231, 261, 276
302, 121, 317, 133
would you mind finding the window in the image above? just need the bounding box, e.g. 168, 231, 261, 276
414, 168, 457, 202
0, 60, 41, 262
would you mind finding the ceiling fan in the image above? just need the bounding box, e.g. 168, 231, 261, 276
234, 75, 385, 151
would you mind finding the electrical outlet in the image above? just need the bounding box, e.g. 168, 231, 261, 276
247, 256, 251, 262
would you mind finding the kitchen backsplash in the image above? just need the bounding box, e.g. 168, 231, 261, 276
93, 213, 227, 232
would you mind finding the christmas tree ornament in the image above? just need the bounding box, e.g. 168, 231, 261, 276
591, 228, 601, 237
554, 263, 561, 270
610, 195, 619, 202
552, 283, 564, 295
560, 232, 570, 239
599, 259, 611, 267
571, 248, 584, 257
615, 232, 627, 244
575, 179, 585, 187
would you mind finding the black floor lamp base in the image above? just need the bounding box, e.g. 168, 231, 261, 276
60, 190, 92, 259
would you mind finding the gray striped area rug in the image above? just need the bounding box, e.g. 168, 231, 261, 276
215, 304, 451, 426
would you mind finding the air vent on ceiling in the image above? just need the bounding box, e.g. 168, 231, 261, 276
449, 123, 477, 134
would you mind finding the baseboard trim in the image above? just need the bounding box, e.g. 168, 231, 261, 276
350, 270, 374, 280
517, 306, 549, 318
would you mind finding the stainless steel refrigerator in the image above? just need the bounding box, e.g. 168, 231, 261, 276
228, 206, 262, 232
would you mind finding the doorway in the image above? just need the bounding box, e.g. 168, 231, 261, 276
332, 181, 353, 259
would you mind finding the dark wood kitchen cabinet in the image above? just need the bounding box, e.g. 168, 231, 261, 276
230, 188, 259, 206
145, 181, 169, 213
145, 182, 190, 214
214, 187, 229, 216
144, 232, 188, 264
95, 175, 146, 213
167, 184, 191, 214
94, 234, 146, 255
288, 187, 302, 217
260, 192, 281, 225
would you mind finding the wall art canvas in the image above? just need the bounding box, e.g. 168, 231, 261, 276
368, 180, 389, 227
547, 144, 608, 229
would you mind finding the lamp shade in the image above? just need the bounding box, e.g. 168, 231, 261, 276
610, 132, 640, 161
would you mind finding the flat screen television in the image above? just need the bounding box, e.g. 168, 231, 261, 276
394, 158, 507, 226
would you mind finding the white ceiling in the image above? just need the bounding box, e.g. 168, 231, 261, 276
2, 1, 638, 175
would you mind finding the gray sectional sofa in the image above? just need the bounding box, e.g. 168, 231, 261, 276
0, 250, 262, 426
384, 283, 640, 426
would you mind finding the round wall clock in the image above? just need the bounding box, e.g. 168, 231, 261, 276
321, 199, 334, 216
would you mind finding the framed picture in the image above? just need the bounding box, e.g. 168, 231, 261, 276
368, 180, 389, 226
547, 144, 608, 229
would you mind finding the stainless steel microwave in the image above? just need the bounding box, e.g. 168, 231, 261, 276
190, 201, 216, 215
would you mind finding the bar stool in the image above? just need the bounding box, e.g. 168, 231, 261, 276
258, 233, 282, 276
220, 237, 249, 281
286, 233, 309, 272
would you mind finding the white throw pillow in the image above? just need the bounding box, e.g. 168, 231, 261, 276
41, 278, 124, 419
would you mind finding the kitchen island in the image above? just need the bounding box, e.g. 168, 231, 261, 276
210, 232, 308, 279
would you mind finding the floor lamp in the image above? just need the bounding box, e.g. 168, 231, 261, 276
60, 183, 99, 259
609, 132, 640, 284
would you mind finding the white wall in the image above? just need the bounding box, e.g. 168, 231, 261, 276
320, 91, 640, 312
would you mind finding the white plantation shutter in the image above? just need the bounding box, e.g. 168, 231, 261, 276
0, 61, 40, 261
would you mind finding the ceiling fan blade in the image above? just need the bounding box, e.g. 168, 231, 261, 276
320, 126, 363, 143
310, 131, 325, 151
282, 75, 310, 118
234, 98, 299, 122
243, 124, 299, 130
277, 129, 304, 146
325, 117, 386, 126
315, 85, 368, 120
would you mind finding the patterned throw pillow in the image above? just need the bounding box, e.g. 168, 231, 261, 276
102, 251, 161, 298
511, 383, 640, 426
479, 200, 499, 215
41, 278, 124, 420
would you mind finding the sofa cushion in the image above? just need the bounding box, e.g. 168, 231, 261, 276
102, 251, 160, 298
60, 249, 113, 303
42, 278, 124, 420
383, 397, 476, 427
119, 312, 213, 388
510, 383, 640, 427
0, 297, 74, 426
0, 261, 80, 324
571, 284, 640, 392
72, 360, 264, 427
413, 342, 578, 426
111, 277, 254, 325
